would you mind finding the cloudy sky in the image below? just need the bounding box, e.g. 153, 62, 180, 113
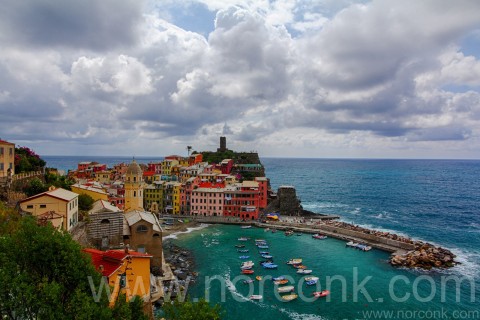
1, 0, 480, 159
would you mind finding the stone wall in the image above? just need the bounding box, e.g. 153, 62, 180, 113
277, 186, 301, 216
87, 212, 124, 249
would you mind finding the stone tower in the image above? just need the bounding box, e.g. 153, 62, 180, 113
124, 160, 144, 212
218, 136, 227, 152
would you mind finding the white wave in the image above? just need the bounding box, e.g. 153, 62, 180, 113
448, 248, 480, 279
278, 308, 327, 320
339, 219, 411, 239
163, 223, 210, 240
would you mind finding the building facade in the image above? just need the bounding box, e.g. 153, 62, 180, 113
0, 139, 15, 177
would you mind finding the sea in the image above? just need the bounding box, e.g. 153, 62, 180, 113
44, 156, 480, 320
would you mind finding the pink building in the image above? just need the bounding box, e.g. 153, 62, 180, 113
191, 182, 225, 217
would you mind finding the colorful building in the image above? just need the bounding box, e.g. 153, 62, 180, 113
144, 181, 164, 214
191, 182, 225, 216
83, 248, 153, 306
19, 187, 79, 231
124, 160, 144, 212
223, 181, 260, 220
71, 183, 109, 202
164, 182, 181, 214
0, 139, 15, 177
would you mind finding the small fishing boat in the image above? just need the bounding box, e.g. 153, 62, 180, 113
281, 294, 298, 302
254, 239, 266, 243
237, 249, 249, 253
313, 290, 330, 298
273, 279, 289, 285
256, 276, 262, 281
238, 237, 248, 241
261, 254, 273, 259
287, 258, 302, 265
304, 276, 319, 282
243, 279, 254, 284
356, 244, 372, 251
257, 245, 269, 249
259, 251, 269, 255
272, 276, 285, 281
312, 234, 327, 240
277, 285, 294, 293
262, 263, 278, 269
346, 241, 357, 247
235, 244, 245, 248
260, 260, 273, 265
249, 294, 262, 300
297, 269, 313, 274
284, 230, 294, 236
241, 261, 255, 268
293, 264, 307, 269
306, 279, 318, 286
265, 228, 270, 232
242, 269, 254, 274
241, 265, 253, 270
239, 255, 250, 259
241, 225, 252, 229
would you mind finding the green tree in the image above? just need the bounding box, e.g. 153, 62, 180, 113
14, 146, 46, 173
45, 172, 75, 190
0, 211, 148, 320
78, 193, 95, 212
23, 177, 48, 197
161, 298, 223, 320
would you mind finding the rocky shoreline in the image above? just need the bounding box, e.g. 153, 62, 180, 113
162, 240, 198, 299
389, 242, 457, 270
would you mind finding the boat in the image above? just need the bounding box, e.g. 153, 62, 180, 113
249, 294, 262, 300
257, 245, 269, 249
293, 264, 307, 269
306, 279, 318, 286
243, 279, 254, 284
237, 249, 249, 253
281, 294, 298, 302
297, 269, 313, 274
261, 254, 273, 259
284, 230, 294, 236
271, 229, 277, 233
304, 276, 319, 282
238, 237, 248, 241
241, 265, 253, 270
346, 241, 357, 247
273, 279, 289, 285
313, 290, 330, 298
312, 234, 327, 240
242, 269, 254, 274
241, 261, 254, 268
241, 225, 252, 229
255, 239, 266, 243
272, 276, 285, 281
356, 244, 372, 251
235, 244, 245, 248
256, 276, 262, 281
262, 263, 278, 269
287, 258, 302, 265
265, 228, 270, 232
259, 251, 269, 255
239, 255, 250, 259
296, 233, 302, 236
277, 285, 294, 293
260, 260, 273, 265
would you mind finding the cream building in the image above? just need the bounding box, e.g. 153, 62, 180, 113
124, 160, 144, 212
19, 188, 79, 231
0, 139, 15, 177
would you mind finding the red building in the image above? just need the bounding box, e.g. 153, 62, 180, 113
219, 159, 234, 174
223, 181, 260, 220
255, 177, 268, 210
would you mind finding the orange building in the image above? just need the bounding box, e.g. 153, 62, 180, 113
0, 139, 15, 177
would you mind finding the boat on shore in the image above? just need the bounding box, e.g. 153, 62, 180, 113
313, 290, 330, 298
281, 294, 298, 302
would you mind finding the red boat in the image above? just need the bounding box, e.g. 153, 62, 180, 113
313, 290, 330, 298
242, 269, 254, 274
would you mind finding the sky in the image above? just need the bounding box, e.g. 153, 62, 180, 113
1, 0, 480, 159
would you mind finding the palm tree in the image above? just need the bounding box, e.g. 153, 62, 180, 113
187, 145, 192, 156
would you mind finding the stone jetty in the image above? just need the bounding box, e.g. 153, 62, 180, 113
389, 242, 457, 270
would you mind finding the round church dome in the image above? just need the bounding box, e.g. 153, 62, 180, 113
126, 160, 143, 175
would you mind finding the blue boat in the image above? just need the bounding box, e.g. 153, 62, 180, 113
239, 255, 250, 259
272, 276, 285, 281
259, 251, 269, 255
306, 279, 318, 286
261, 254, 273, 259
257, 245, 269, 249
262, 263, 278, 269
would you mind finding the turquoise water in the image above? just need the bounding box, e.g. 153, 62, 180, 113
172, 225, 477, 320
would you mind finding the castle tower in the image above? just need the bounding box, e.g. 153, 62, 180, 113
218, 136, 227, 152
124, 160, 144, 212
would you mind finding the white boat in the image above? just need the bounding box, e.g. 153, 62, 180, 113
277, 285, 295, 293
297, 269, 312, 274
241, 225, 252, 229
241, 261, 255, 268
346, 241, 358, 247
281, 294, 298, 302
287, 258, 302, 265
238, 237, 248, 241
304, 276, 319, 282
249, 294, 262, 300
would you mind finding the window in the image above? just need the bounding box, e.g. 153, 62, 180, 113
101, 219, 110, 224
40, 204, 46, 208
136, 225, 148, 233
27, 205, 33, 209
9, 148, 12, 155
0, 163, 3, 170
0, 147, 3, 155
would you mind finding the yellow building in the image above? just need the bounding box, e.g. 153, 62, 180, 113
71, 183, 109, 202
95, 170, 112, 184
144, 181, 164, 214
19, 187, 79, 231
83, 248, 153, 306
0, 139, 15, 177
124, 160, 144, 212
164, 181, 181, 214
161, 159, 178, 176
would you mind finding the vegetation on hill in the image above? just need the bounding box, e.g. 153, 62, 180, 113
0, 206, 147, 319
14, 146, 46, 173
161, 297, 223, 320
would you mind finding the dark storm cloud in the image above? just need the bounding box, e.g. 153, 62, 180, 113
0, 0, 143, 51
